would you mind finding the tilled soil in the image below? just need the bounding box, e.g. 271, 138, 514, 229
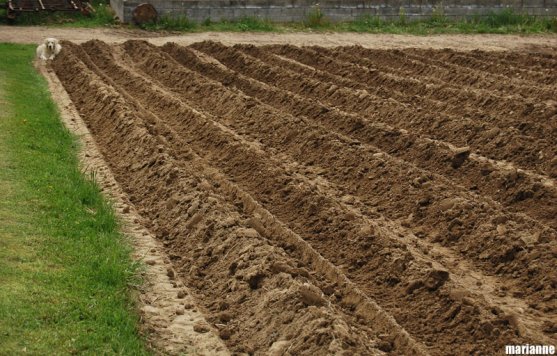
50, 40, 557, 355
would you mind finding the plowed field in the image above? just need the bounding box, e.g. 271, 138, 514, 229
51, 40, 556, 355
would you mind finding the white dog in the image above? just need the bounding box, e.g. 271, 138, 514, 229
36, 38, 62, 61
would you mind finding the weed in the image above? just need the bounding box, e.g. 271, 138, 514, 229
142, 15, 195, 31
398, 7, 407, 26
305, 4, 329, 28
429, 2, 447, 25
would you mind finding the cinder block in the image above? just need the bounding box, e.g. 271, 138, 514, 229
228, 0, 247, 7
405, 0, 423, 6
281, 6, 310, 20
376, 4, 403, 15
110, 0, 124, 20
232, 7, 260, 17
402, 4, 422, 14
525, 6, 557, 14
323, 7, 353, 21
475, 0, 502, 6
319, 0, 342, 9
245, 0, 270, 8
520, 0, 545, 6
500, 0, 525, 7
209, 7, 236, 19
442, 6, 471, 16
352, 8, 377, 16
186, 8, 211, 18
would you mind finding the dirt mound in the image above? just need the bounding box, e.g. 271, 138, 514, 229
51, 40, 557, 355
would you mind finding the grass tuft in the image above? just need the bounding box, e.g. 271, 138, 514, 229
305, 5, 329, 28
141, 15, 195, 31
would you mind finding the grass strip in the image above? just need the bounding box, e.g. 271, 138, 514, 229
0, 43, 148, 355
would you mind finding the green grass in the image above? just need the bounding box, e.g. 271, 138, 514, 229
0, 43, 148, 355
304, 6, 329, 28
141, 15, 276, 32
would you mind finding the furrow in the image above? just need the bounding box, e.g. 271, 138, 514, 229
324, 46, 557, 100
266, 44, 557, 142
82, 39, 553, 354
161, 42, 557, 230
409, 48, 557, 81
53, 43, 400, 356
324, 46, 557, 141
50, 40, 557, 354
193, 42, 557, 182
408, 49, 557, 85
121, 41, 557, 319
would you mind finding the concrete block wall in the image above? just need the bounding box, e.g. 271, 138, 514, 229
110, 0, 557, 24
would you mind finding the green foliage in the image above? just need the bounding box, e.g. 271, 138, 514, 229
0, 0, 116, 26
464, 9, 555, 33
484, 8, 535, 27
0, 43, 148, 355
429, 3, 447, 25
343, 14, 383, 32
206, 16, 275, 32
236, 16, 275, 31
142, 15, 275, 32
142, 15, 195, 31
398, 7, 407, 26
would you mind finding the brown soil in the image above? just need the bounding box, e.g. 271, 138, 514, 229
48, 40, 556, 355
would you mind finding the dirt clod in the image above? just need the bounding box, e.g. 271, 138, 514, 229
451, 146, 471, 169
424, 269, 450, 291
298, 283, 326, 306
193, 322, 210, 333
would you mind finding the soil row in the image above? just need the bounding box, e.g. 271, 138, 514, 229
317, 46, 557, 141
262, 44, 557, 146
124, 41, 557, 316
197, 42, 557, 178
52, 41, 557, 354
323, 46, 557, 102
160, 42, 557, 231
407, 48, 557, 85
53, 43, 407, 355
